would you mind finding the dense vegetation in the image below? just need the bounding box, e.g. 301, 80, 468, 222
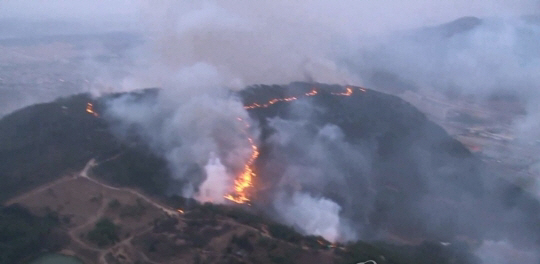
161, 199, 480, 264
0, 94, 120, 202
1, 85, 538, 263
0, 205, 64, 264
0, 91, 171, 202
87, 218, 121, 247
92, 146, 170, 195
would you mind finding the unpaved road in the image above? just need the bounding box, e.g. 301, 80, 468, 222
4, 174, 75, 206
79, 159, 180, 216
4, 158, 183, 264
6, 158, 181, 217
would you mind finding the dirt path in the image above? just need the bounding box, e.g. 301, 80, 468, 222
79, 159, 180, 216
5, 158, 179, 217
137, 243, 162, 264
68, 198, 109, 253
4, 157, 104, 206
5, 158, 182, 264
71, 158, 183, 264
99, 226, 161, 264
4, 175, 75, 206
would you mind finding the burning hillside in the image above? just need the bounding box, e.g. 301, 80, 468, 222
100, 82, 540, 252
224, 118, 259, 204
2, 83, 540, 263
3, 0, 540, 262
226, 85, 366, 204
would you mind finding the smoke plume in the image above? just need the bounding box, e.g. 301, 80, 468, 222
273, 192, 346, 242
104, 62, 256, 202
100, 0, 540, 250
4, 0, 540, 260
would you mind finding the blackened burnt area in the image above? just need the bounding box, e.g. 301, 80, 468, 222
240, 82, 540, 244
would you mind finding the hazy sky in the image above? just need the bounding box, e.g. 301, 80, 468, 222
1, 0, 538, 33
0, 0, 138, 21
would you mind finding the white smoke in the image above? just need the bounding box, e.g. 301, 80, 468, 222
12, 0, 538, 253
273, 192, 349, 242
475, 240, 540, 264
262, 106, 372, 242
103, 0, 361, 205
197, 153, 230, 203
120, 0, 362, 91
105, 62, 256, 202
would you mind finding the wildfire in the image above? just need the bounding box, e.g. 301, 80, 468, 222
244, 96, 298, 109
86, 102, 99, 117
243, 88, 322, 109
306, 89, 318, 96
331, 86, 353, 96
176, 209, 185, 214
244, 86, 362, 110
224, 123, 260, 204
226, 86, 366, 204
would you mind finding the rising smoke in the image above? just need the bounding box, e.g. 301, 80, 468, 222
102, 0, 540, 249
105, 0, 365, 242
4, 0, 540, 262
105, 62, 255, 201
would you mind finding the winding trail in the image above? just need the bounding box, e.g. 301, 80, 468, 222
74, 158, 183, 263
5, 158, 182, 264
102, 226, 160, 264
68, 200, 108, 253
78, 159, 180, 216
4, 175, 75, 206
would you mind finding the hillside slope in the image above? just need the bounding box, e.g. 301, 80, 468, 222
1, 83, 539, 263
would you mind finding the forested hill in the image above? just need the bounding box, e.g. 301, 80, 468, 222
1, 83, 539, 264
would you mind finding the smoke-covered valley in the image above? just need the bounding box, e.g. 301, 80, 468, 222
2, 1, 540, 263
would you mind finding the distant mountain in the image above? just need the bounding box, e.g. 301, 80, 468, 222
423, 16, 482, 38
356, 13, 540, 97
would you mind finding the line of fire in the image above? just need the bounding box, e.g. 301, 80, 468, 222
226, 86, 367, 204
84, 86, 368, 205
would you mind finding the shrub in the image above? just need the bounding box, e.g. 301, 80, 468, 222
87, 218, 120, 247
108, 199, 121, 210
268, 224, 302, 244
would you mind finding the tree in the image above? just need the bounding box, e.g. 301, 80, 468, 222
87, 218, 120, 247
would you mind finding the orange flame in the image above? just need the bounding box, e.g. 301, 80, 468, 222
227, 86, 366, 204
225, 118, 259, 204
243, 89, 322, 109
306, 89, 318, 96
176, 209, 185, 214
331, 87, 353, 96
244, 87, 361, 110
86, 102, 99, 117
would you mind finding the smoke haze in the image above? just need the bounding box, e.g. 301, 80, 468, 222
3, 0, 540, 262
